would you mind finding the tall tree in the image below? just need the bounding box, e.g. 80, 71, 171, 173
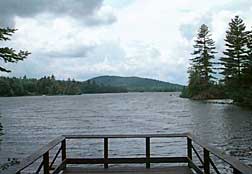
0, 27, 30, 72
190, 24, 217, 87
220, 16, 249, 85
242, 27, 252, 85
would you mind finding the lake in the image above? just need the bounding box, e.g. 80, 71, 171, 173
0, 92, 252, 171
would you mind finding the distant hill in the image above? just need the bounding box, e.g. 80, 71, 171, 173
88, 76, 184, 92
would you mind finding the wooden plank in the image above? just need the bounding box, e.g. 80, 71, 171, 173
5, 133, 252, 174
187, 133, 252, 174
62, 166, 193, 174
14, 136, 65, 173
64, 133, 188, 139
66, 157, 188, 164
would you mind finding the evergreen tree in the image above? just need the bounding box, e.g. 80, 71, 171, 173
0, 27, 30, 72
220, 16, 249, 85
243, 27, 252, 85
188, 24, 217, 98
191, 24, 217, 86
187, 68, 201, 97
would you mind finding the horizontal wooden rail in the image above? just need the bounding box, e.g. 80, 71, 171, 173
187, 133, 252, 174
4, 133, 252, 174
5, 136, 65, 174
64, 133, 188, 139
66, 157, 188, 164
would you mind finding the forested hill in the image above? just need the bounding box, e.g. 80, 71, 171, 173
89, 76, 184, 92
0, 75, 183, 97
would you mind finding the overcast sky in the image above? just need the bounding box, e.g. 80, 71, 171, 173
1, 0, 252, 85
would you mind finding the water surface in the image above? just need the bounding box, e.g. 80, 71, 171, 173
0, 92, 251, 171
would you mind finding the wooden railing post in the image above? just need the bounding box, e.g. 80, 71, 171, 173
43, 151, 49, 174
187, 137, 192, 162
104, 138, 109, 169
146, 137, 150, 168
61, 139, 66, 168
204, 148, 210, 174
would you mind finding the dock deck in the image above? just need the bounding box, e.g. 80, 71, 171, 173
5, 133, 252, 174
62, 166, 193, 174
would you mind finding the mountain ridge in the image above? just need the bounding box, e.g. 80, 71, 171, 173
88, 75, 184, 92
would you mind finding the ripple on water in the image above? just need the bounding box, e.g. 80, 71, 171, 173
0, 92, 251, 171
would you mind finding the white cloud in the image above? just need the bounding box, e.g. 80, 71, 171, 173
1, 0, 252, 85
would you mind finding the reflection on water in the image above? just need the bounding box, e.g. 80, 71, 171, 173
0, 92, 251, 170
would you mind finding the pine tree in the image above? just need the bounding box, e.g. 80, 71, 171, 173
220, 16, 249, 85
242, 28, 252, 85
190, 24, 217, 88
0, 27, 30, 72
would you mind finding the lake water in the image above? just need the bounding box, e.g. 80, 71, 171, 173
0, 92, 252, 172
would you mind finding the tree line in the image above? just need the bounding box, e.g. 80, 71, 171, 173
0, 75, 128, 96
181, 16, 252, 107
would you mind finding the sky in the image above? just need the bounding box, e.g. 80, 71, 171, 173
1, 0, 252, 85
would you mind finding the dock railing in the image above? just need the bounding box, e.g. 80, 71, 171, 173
4, 133, 252, 174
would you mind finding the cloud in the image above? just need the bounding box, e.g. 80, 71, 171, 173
0, 0, 116, 27
2, 0, 252, 85
41, 45, 95, 59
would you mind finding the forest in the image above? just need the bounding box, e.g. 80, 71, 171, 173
181, 16, 252, 107
0, 75, 128, 96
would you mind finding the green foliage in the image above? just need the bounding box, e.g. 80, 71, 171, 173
184, 16, 252, 107
220, 16, 252, 106
0, 75, 128, 97
89, 76, 183, 92
191, 24, 217, 84
0, 27, 30, 72
220, 16, 249, 86
186, 24, 219, 99
187, 69, 202, 97
179, 87, 190, 98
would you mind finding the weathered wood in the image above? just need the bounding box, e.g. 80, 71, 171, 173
15, 136, 65, 173
187, 137, 192, 167
5, 133, 252, 174
64, 133, 188, 139
191, 144, 204, 165
203, 148, 210, 174
104, 138, 108, 168
146, 137, 150, 168
66, 157, 188, 164
187, 158, 204, 174
62, 139, 66, 161
62, 139, 66, 169
49, 146, 62, 169
52, 159, 67, 174
62, 166, 193, 174
35, 160, 44, 174
43, 151, 49, 174
209, 157, 221, 174
187, 133, 252, 174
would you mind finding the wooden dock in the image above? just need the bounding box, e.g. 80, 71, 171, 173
62, 166, 193, 174
5, 133, 252, 174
